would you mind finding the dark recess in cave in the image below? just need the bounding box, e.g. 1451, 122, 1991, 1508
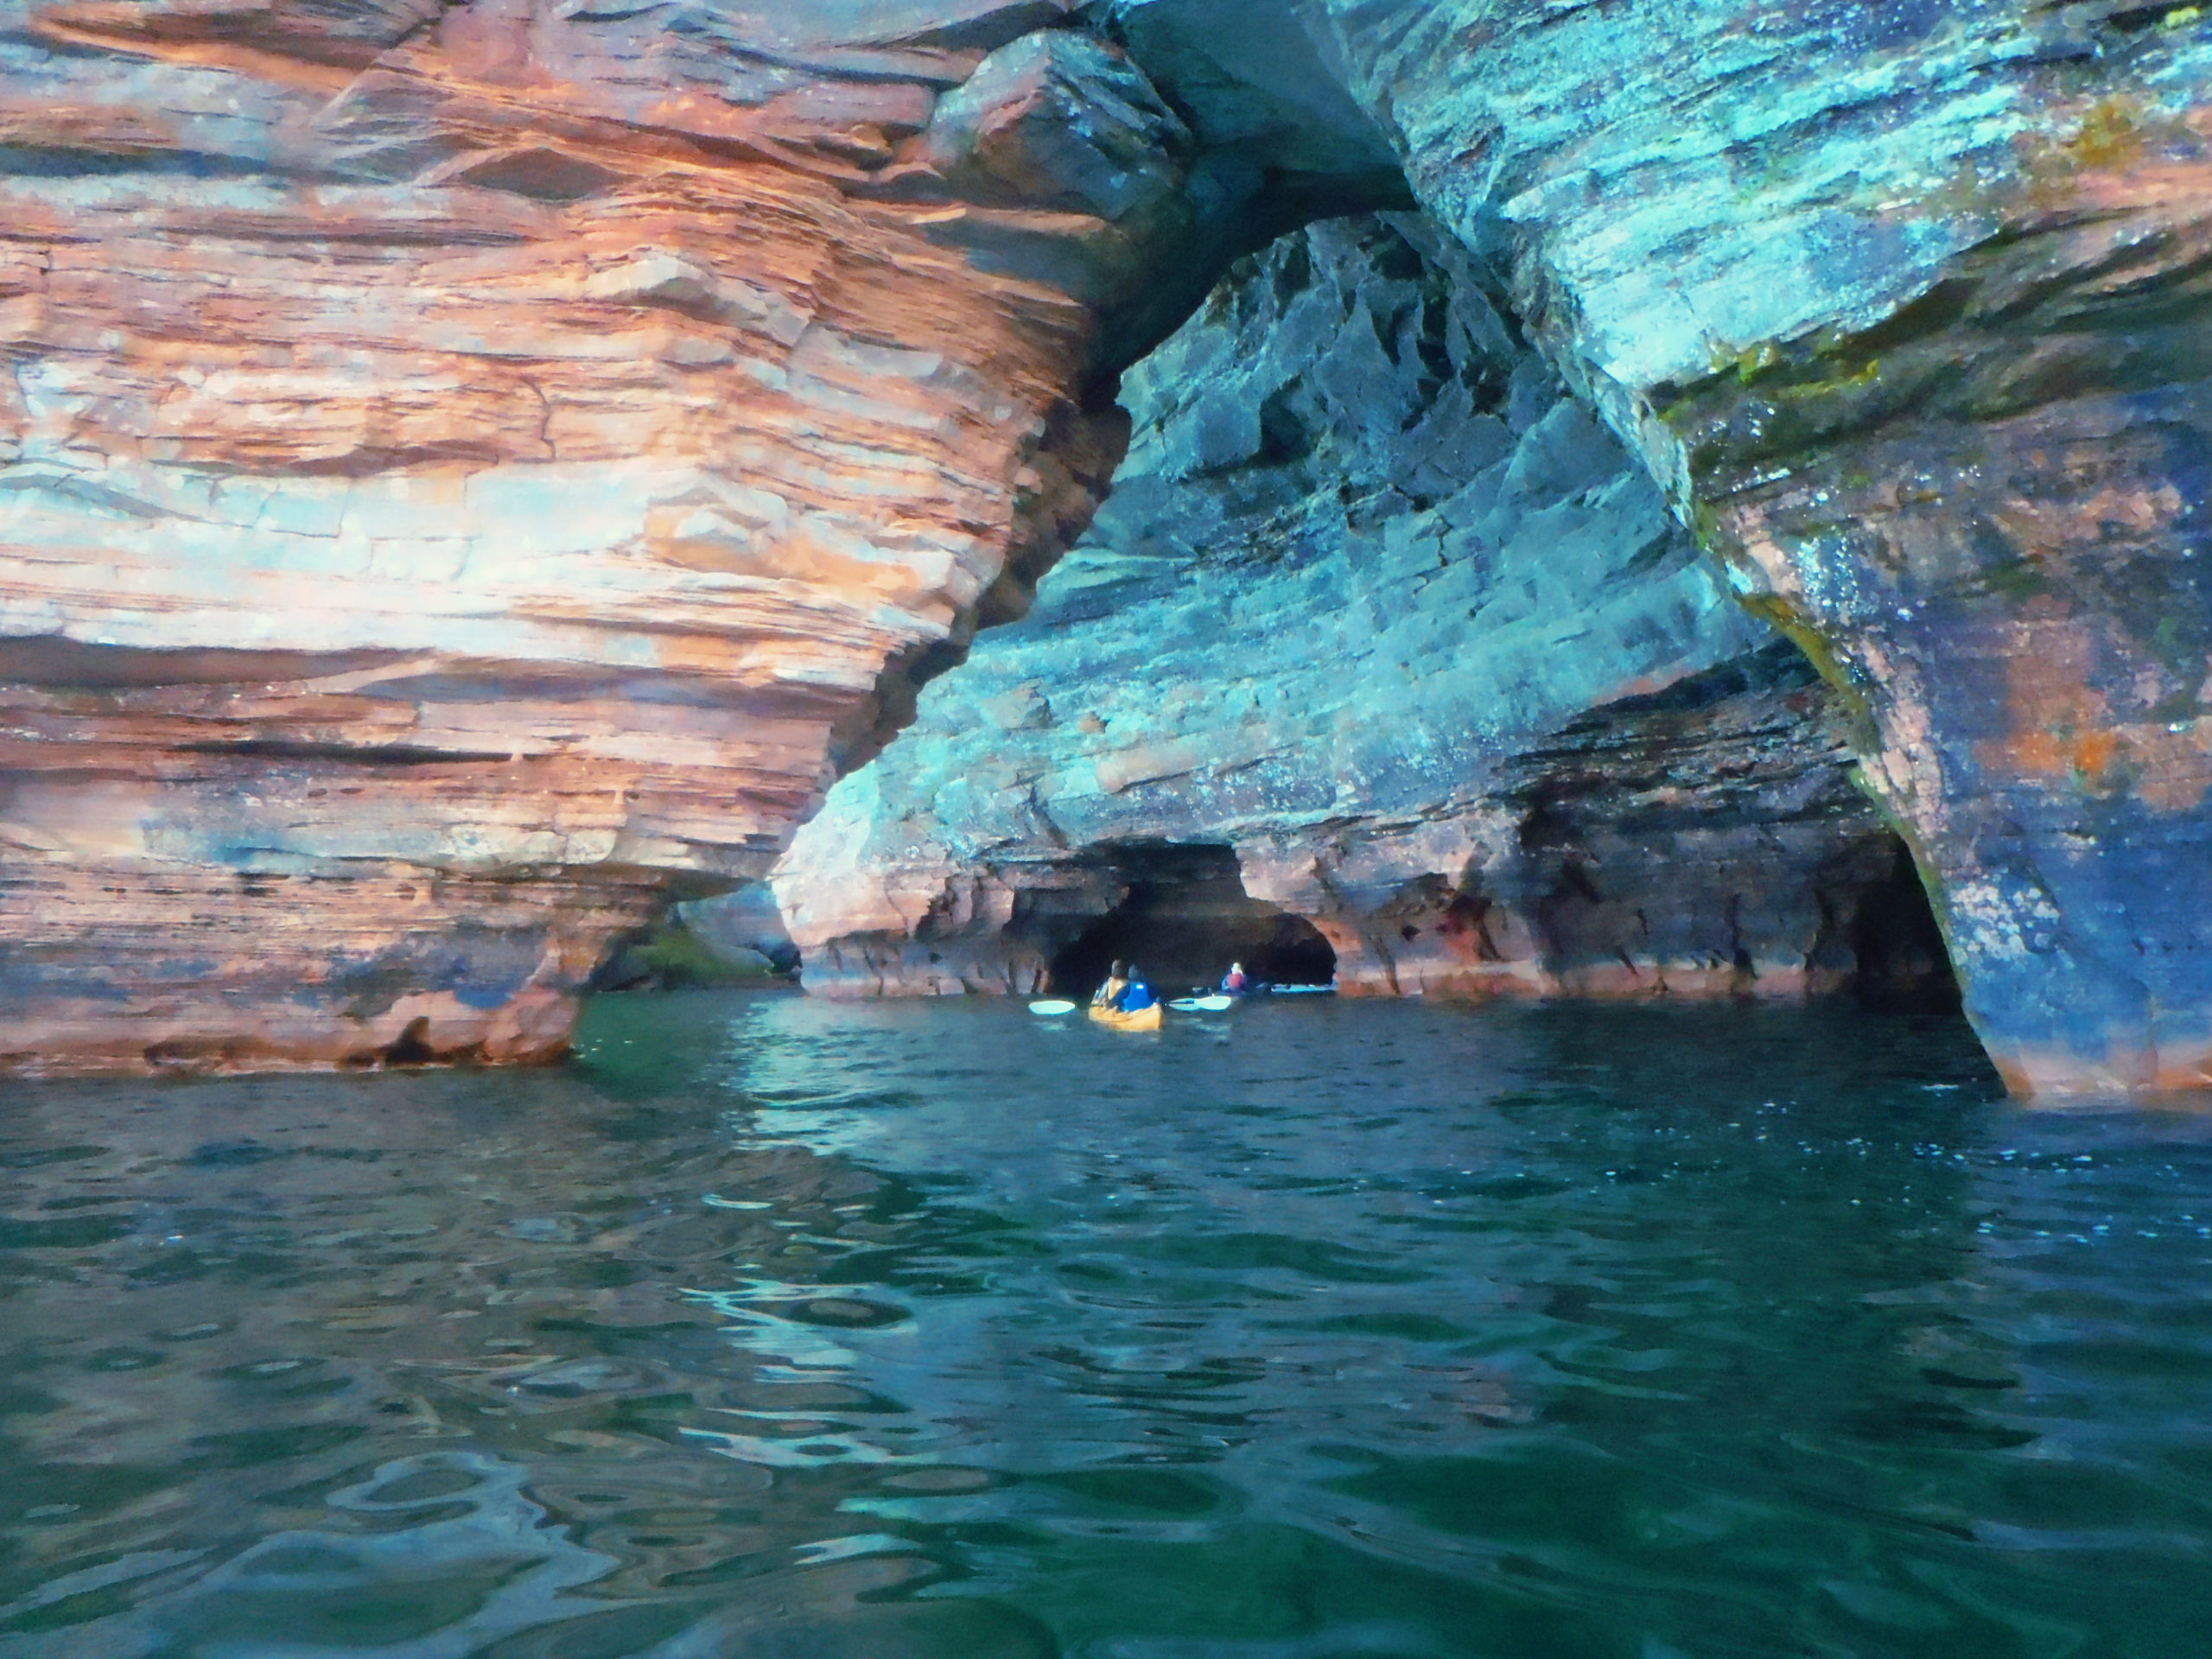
384, 1016, 436, 1067
1850, 836, 1963, 1014
1047, 842, 1336, 998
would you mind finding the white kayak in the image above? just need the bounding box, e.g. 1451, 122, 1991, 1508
1168, 995, 1235, 1013
1028, 999, 1078, 1016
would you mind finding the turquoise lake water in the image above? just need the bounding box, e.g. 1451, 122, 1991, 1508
3, 993, 2209, 1657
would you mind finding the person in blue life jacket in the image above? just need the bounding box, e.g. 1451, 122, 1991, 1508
1117, 965, 1158, 1013
1221, 961, 1249, 995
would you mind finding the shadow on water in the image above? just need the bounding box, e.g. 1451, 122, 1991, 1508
2, 993, 2210, 1657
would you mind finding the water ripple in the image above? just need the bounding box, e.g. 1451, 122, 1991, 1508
1, 996, 2207, 1656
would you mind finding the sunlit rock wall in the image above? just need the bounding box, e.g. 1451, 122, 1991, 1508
0, 0, 1377, 1072
772, 214, 1944, 1005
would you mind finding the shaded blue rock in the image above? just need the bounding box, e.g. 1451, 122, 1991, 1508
774, 213, 1943, 1007
678, 884, 802, 977
1095, 0, 2212, 1093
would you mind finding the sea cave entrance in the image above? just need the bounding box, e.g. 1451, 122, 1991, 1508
1046, 842, 1336, 1001
766, 209, 1971, 1041
1842, 837, 1962, 1014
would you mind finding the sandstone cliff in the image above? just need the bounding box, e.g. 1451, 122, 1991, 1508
0, 0, 1377, 1071
771, 213, 1952, 1009
1287, 0, 2212, 1092
4, 0, 2210, 1096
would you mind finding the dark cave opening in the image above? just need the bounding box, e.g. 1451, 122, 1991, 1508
1849, 836, 1963, 1014
1046, 842, 1337, 999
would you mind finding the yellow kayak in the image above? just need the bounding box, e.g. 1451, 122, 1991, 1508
1088, 1001, 1163, 1032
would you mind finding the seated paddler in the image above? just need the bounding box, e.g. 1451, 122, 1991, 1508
1118, 966, 1158, 1013
1093, 961, 1130, 1009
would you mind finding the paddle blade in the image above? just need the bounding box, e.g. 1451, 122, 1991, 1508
1028, 1000, 1077, 1016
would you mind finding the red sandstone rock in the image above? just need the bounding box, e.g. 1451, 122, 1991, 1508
0, 0, 1175, 1071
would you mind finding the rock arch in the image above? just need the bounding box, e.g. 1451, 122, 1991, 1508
3, 0, 2208, 1096
769, 212, 1961, 1022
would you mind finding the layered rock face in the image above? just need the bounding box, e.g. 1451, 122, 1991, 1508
0, 0, 1373, 1071
9, 0, 2212, 1095
1291, 2, 2212, 1090
1069, 0, 2212, 1093
773, 214, 1950, 1008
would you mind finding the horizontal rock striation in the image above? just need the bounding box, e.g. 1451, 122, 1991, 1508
0, 0, 1396, 1072
772, 215, 1948, 1008
10, 0, 2212, 1094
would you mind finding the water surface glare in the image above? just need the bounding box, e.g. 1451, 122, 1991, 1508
3, 995, 2211, 1657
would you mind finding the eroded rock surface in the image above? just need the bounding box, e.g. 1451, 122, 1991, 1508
9, 0, 2212, 1094
772, 215, 1948, 1008
1301, 1, 2212, 1090
0, 0, 1389, 1071
1061, 0, 2212, 1093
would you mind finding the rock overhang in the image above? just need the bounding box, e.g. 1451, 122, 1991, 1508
3, 0, 2209, 1096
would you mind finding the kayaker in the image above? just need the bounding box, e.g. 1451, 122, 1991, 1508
1094, 961, 1129, 1009
1221, 961, 1249, 995
1120, 966, 1158, 1013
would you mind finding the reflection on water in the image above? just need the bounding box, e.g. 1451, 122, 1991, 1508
3, 994, 2211, 1656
